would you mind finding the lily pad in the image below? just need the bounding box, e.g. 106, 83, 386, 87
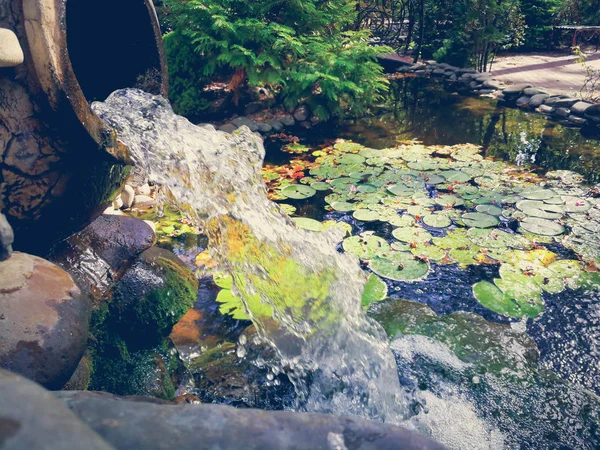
342, 235, 391, 259
461, 212, 500, 229
369, 252, 430, 282
472, 281, 529, 318
281, 184, 317, 200
521, 189, 556, 200
293, 217, 324, 232
330, 201, 356, 212
476, 204, 503, 216
435, 195, 465, 208
310, 182, 331, 191
362, 274, 388, 309
353, 209, 380, 222
438, 170, 471, 183
392, 227, 433, 244
422, 213, 452, 228
519, 218, 565, 236
516, 200, 564, 220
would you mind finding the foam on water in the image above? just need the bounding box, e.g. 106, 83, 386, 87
92, 89, 405, 422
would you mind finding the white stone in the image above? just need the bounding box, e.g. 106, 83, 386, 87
0, 29, 24, 67
135, 184, 152, 196
112, 195, 123, 210
121, 185, 135, 209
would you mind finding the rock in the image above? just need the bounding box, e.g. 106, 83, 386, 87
482, 79, 501, 90
120, 184, 135, 209
570, 101, 594, 116
0, 370, 113, 449
553, 107, 571, 118
267, 119, 284, 131
49, 214, 156, 297
231, 116, 259, 132
135, 184, 152, 196
218, 123, 237, 134
0, 253, 91, 389
584, 103, 600, 123
538, 105, 555, 114
523, 87, 547, 96
112, 196, 123, 210
410, 63, 426, 71
448, 73, 457, 81
568, 115, 588, 126
56, 391, 446, 450
112, 247, 198, 343
415, 70, 427, 77
256, 122, 273, 133
469, 81, 479, 89
62, 353, 93, 390
280, 115, 295, 127
516, 96, 531, 107
244, 101, 264, 116
553, 97, 579, 108
0, 212, 14, 261
133, 195, 156, 209
496, 93, 506, 101
543, 95, 568, 106
502, 84, 532, 97
293, 105, 310, 122
0, 28, 24, 67
432, 68, 445, 76
478, 89, 495, 95
529, 94, 550, 108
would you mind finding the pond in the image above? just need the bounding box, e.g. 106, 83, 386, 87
259, 77, 600, 449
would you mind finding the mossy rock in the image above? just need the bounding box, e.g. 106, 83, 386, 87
112, 247, 198, 344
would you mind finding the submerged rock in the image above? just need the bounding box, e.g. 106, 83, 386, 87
55, 390, 446, 450
111, 246, 198, 343
0, 253, 91, 389
0, 370, 112, 449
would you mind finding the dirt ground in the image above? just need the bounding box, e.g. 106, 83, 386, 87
490, 51, 600, 96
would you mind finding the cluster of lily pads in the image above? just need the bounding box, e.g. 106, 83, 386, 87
263, 139, 600, 319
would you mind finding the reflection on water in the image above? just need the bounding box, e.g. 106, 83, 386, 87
298, 78, 600, 183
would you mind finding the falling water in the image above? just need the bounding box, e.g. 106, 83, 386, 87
92, 89, 405, 422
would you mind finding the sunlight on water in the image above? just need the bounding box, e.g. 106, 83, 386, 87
92, 89, 405, 422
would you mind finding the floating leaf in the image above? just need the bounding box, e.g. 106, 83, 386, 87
516, 200, 564, 220
521, 189, 556, 200
281, 184, 317, 199
422, 213, 452, 228
353, 209, 380, 222
330, 201, 356, 212
311, 182, 331, 191
472, 281, 528, 318
369, 252, 430, 282
438, 170, 471, 183
279, 204, 297, 215
392, 227, 433, 244
342, 235, 390, 259
476, 204, 503, 216
292, 217, 324, 232
519, 218, 565, 236
461, 212, 500, 228
436, 194, 465, 208
362, 274, 388, 309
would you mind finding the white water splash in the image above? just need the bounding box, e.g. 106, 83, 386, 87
92, 89, 405, 422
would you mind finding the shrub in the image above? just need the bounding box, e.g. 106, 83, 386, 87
162, 0, 391, 120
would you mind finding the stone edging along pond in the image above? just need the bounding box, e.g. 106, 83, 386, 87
396, 61, 600, 132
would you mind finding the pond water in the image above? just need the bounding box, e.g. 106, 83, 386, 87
260, 78, 600, 449
97, 81, 600, 450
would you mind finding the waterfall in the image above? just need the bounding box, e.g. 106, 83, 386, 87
92, 89, 406, 422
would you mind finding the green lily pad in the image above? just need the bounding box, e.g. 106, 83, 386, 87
472, 281, 529, 318
519, 218, 565, 236
461, 212, 500, 228
521, 189, 556, 200
562, 197, 591, 213
435, 195, 465, 208
279, 204, 297, 215
311, 182, 331, 191
516, 200, 564, 220
292, 217, 324, 232
342, 235, 391, 259
357, 184, 378, 193
369, 252, 430, 282
476, 204, 503, 216
362, 274, 388, 309
330, 201, 356, 212
422, 213, 452, 228
438, 170, 471, 183
281, 184, 317, 199
387, 185, 416, 197
410, 243, 447, 261
392, 227, 433, 244
353, 209, 380, 222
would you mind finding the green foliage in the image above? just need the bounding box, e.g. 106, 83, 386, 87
520, 0, 564, 49
162, 0, 390, 119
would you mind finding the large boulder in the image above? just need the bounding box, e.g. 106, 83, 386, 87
570, 101, 594, 116
56, 391, 446, 450
0, 213, 14, 261
529, 94, 550, 108
50, 214, 156, 298
0, 253, 91, 389
0, 370, 112, 450
0, 28, 24, 67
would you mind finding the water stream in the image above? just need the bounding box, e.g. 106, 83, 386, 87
92, 89, 405, 422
